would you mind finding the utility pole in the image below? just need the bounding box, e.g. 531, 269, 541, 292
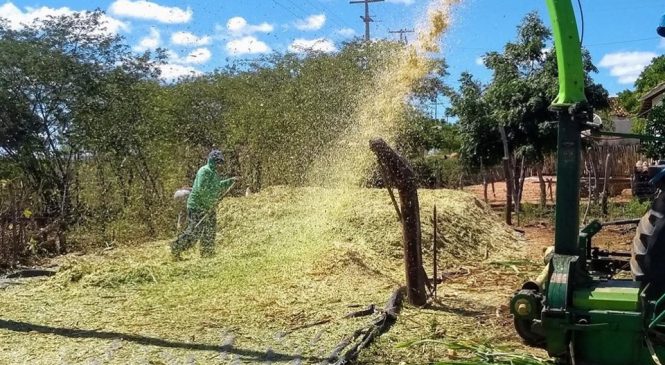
389, 28, 414, 44
430, 99, 443, 120
350, 0, 384, 41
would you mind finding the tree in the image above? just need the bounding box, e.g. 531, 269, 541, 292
452, 12, 608, 210
617, 89, 641, 115
192, 39, 449, 189
445, 72, 503, 200
635, 55, 665, 95
616, 56, 665, 115
446, 72, 503, 169
0, 11, 161, 248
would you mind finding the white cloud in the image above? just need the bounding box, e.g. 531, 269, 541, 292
0, 2, 128, 34
294, 14, 326, 31
133, 28, 160, 51
386, 0, 415, 4
184, 47, 211, 64
225, 36, 271, 56
171, 31, 211, 46
226, 16, 273, 35
475, 56, 484, 66
158, 63, 201, 81
288, 38, 337, 53
337, 27, 355, 38
109, 0, 192, 24
599, 51, 658, 85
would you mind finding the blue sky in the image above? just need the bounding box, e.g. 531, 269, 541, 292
1, 0, 663, 95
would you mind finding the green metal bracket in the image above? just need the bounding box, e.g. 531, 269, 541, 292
547, 254, 579, 309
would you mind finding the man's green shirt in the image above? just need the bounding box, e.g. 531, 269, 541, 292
187, 160, 233, 212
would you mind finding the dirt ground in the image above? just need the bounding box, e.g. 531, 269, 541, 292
464, 176, 633, 207
465, 176, 557, 206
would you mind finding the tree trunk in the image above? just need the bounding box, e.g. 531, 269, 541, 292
369, 138, 427, 306
537, 166, 546, 209
481, 157, 488, 203
515, 156, 526, 225
499, 128, 513, 226
513, 156, 524, 214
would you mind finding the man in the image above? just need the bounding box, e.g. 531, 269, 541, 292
171, 149, 236, 259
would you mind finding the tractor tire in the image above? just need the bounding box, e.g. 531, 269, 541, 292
632, 190, 665, 297
514, 317, 546, 348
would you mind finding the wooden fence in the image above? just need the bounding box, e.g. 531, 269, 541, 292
463, 144, 644, 189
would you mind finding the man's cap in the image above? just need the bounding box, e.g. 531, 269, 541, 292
208, 149, 225, 164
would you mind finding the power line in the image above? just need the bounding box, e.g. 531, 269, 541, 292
282, 0, 314, 18
585, 37, 660, 47
290, 0, 352, 30
272, 0, 302, 19
350, 0, 385, 41
576, 0, 585, 45
389, 28, 415, 44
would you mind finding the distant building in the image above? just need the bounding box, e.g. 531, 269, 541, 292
598, 98, 639, 145
639, 82, 665, 116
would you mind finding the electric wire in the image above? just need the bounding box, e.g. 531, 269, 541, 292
289, 0, 352, 30
272, 0, 302, 19
586, 37, 660, 47
577, 0, 585, 45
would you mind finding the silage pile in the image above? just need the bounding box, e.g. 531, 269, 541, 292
11, 185, 524, 364
53, 186, 520, 290
222, 186, 522, 273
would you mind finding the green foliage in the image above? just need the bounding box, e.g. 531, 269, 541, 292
396, 112, 460, 157
483, 12, 607, 163
632, 117, 647, 134
518, 198, 650, 226
448, 12, 608, 171
445, 72, 503, 169
0, 11, 164, 251
641, 104, 665, 159
412, 154, 463, 188
1, 14, 449, 250
635, 55, 665, 95
617, 89, 640, 115
615, 198, 650, 218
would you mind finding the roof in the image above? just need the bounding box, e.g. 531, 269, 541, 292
639, 81, 665, 115
608, 97, 629, 118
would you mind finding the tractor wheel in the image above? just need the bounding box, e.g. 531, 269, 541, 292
514, 317, 546, 348
632, 190, 665, 297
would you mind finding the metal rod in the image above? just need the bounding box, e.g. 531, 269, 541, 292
432, 205, 438, 300
377, 159, 403, 223
601, 218, 641, 226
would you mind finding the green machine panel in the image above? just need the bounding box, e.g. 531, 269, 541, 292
573, 281, 640, 312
